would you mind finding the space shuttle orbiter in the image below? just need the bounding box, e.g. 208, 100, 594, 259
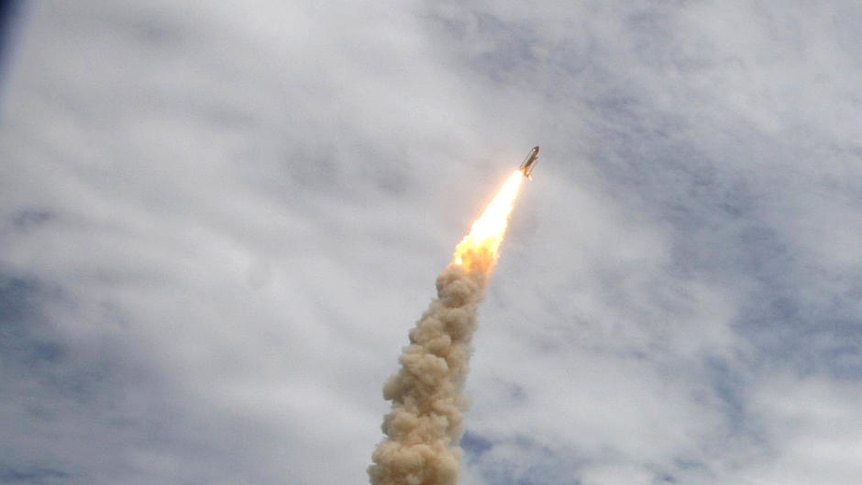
519, 146, 539, 180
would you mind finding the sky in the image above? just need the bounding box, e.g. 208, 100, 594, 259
2, 1, 862, 484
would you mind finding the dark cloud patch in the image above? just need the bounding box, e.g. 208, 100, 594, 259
461, 430, 493, 460
699, 358, 775, 470
467, 436, 587, 485
0, 0, 26, 95
0, 466, 71, 484
0, 275, 86, 393
0, 273, 39, 322
2, 210, 57, 254
0, 277, 118, 399
8, 209, 55, 232
0, 272, 185, 483
741, 297, 862, 380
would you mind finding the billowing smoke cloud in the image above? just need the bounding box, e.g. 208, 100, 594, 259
368, 263, 486, 485
368, 171, 524, 485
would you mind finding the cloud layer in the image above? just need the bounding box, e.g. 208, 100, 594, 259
3, 1, 862, 483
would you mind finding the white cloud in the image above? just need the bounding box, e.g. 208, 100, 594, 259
731, 376, 862, 484
3, 0, 862, 483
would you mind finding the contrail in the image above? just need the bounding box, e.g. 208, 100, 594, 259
369, 170, 526, 485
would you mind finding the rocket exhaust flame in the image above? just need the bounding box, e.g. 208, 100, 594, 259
453, 171, 525, 273
369, 170, 525, 485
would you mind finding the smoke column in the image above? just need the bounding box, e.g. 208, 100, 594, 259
369, 171, 524, 485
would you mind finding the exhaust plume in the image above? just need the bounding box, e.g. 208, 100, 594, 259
369, 171, 524, 485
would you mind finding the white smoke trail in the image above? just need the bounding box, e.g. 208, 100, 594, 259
368, 263, 486, 485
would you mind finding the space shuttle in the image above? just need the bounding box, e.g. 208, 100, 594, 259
519, 146, 539, 180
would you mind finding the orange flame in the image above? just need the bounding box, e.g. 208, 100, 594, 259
453, 170, 524, 273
